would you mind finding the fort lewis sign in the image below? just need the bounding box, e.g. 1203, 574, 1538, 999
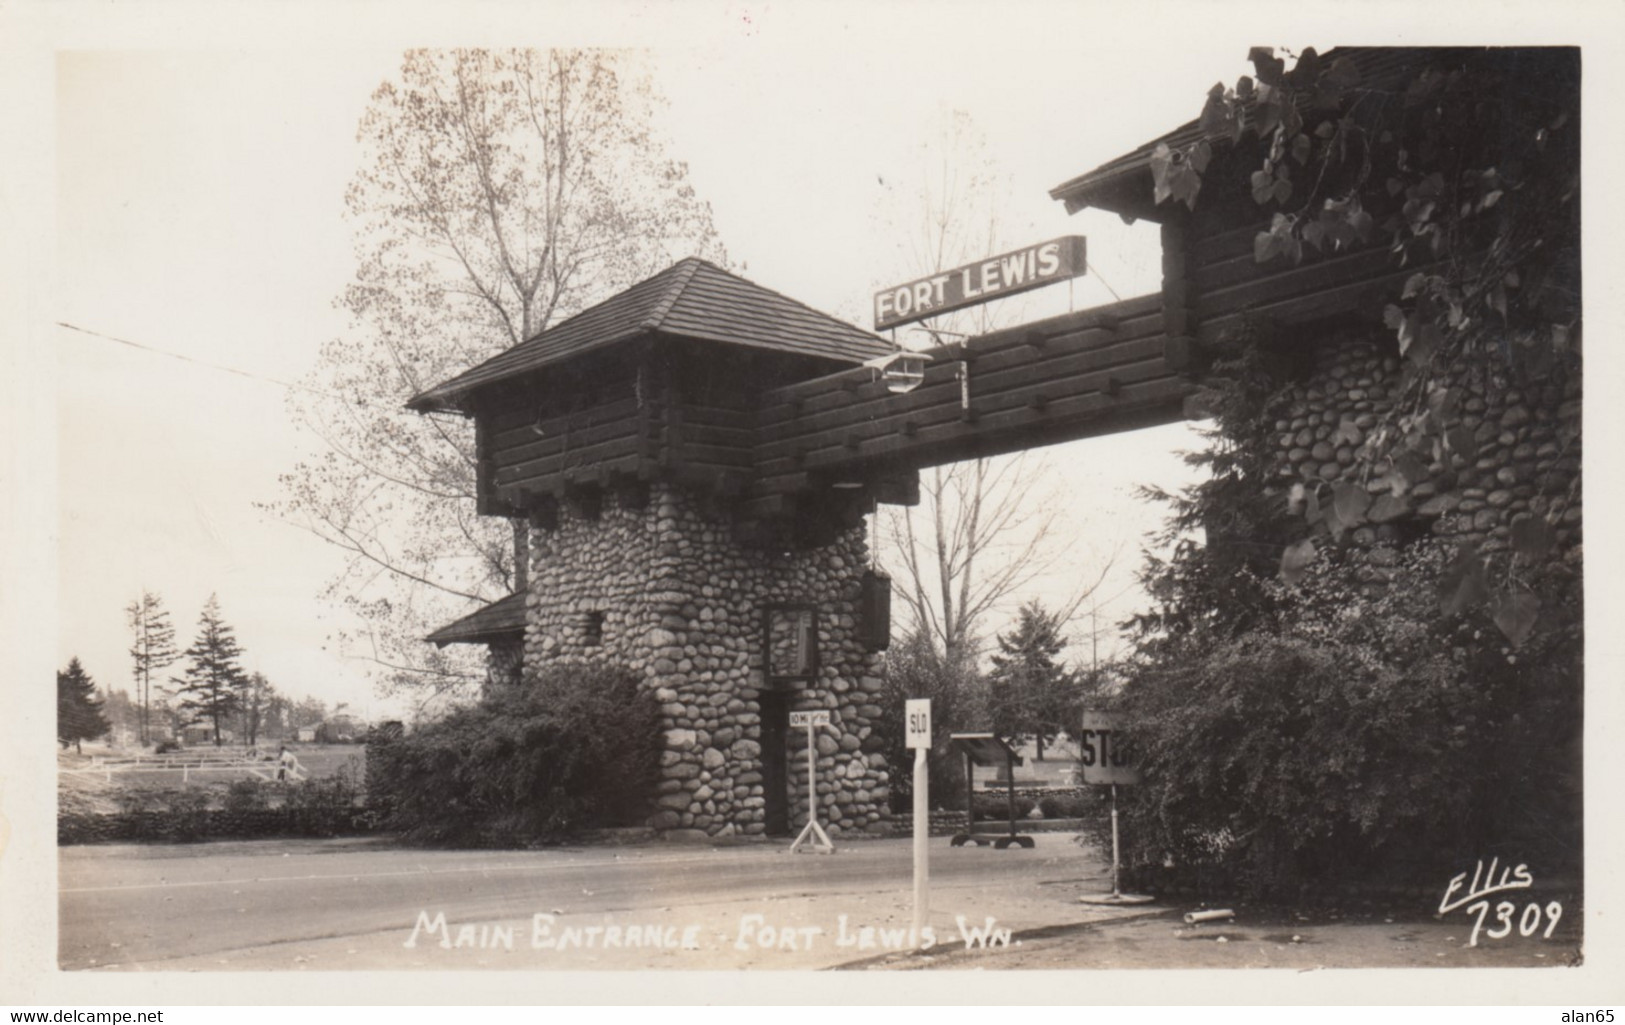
873, 235, 1087, 331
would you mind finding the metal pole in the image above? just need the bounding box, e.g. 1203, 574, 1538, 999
805, 723, 814, 828
912, 745, 929, 936
965, 750, 976, 834
1110, 784, 1121, 899
1005, 754, 1017, 838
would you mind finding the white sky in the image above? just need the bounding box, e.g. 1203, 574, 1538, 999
43, 19, 1231, 719
14, 2, 1624, 728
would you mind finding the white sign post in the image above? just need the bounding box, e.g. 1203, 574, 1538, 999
788, 710, 834, 855
905, 699, 932, 936
1077, 710, 1153, 905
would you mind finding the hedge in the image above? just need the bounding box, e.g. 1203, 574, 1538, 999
58, 806, 376, 845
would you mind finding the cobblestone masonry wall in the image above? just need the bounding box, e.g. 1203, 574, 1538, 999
1268, 327, 1582, 591
521, 484, 890, 839
486, 640, 523, 692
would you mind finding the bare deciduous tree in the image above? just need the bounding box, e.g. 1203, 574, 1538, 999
126, 590, 178, 746
268, 49, 724, 714
238, 671, 276, 749
872, 110, 1113, 664
882, 456, 1114, 665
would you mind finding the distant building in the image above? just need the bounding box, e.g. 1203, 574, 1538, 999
319, 713, 364, 743
180, 723, 233, 746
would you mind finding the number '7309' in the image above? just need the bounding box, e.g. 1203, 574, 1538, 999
1464, 899, 1562, 947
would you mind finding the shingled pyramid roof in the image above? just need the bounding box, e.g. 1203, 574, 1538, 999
408, 258, 894, 413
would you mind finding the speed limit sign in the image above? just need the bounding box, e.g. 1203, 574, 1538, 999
905, 699, 931, 749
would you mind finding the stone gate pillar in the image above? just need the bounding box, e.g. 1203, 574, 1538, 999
524, 483, 891, 839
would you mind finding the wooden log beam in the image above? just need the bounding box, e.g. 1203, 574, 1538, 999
1161, 215, 1198, 375
752, 327, 1168, 463
1194, 244, 1409, 323
526, 494, 559, 532
1195, 261, 1431, 346
563, 482, 602, 522
754, 357, 1184, 482
614, 475, 651, 511
750, 375, 1191, 498
755, 295, 1162, 431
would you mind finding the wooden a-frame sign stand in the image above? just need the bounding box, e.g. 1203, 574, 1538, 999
789, 710, 835, 854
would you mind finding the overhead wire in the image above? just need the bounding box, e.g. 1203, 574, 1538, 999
56, 321, 341, 399
1085, 260, 1123, 303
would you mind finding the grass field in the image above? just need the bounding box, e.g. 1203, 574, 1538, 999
59, 744, 366, 787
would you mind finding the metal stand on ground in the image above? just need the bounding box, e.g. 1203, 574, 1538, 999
911, 744, 928, 934
1078, 784, 1153, 905
789, 711, 834, 855
946, 733, 1034, 850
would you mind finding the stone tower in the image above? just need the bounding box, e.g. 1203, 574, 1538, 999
411, 259, 905, 838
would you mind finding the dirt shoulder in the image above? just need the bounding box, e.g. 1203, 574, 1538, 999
839, 902, 1584, 970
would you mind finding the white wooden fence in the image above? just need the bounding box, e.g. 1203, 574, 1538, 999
60, 750, 308, 784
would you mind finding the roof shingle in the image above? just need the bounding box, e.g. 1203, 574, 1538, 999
408, 259, 894, 412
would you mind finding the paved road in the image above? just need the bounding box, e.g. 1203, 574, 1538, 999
60, 834, 1116, 970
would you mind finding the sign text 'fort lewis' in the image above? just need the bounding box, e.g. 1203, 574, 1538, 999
873, 236, 1087, 331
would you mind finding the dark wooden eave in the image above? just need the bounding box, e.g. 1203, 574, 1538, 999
426, 592, 526, 647
1048, 47, 1487, 223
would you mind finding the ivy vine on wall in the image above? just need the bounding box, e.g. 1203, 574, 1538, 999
1148, 46, 1580, 645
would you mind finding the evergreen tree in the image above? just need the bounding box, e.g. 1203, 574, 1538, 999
172, 595, 250, 746
874, 630, 989, 810
987, 601, 1077, 760
127, 590, 179, 745
57, 658, 110, 753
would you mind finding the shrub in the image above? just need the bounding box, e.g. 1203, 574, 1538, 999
160, 789, 211, 841
971, 795, 1035, 821
284, 772, 364, 837
1110, 542, 1582, 899
1038, 793, 1095, 820
369, 661, 662, 845
224, 778, 270, 812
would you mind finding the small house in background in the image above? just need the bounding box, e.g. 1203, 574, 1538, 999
180, 723, 233, 746
318, 713, 365, 743
989, 736, 1084, 787
295, 726, 318, 743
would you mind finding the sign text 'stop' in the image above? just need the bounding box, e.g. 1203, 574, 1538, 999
873, 236, 1087, 331
1079, 709, 1140, 786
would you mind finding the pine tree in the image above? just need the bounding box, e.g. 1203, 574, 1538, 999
127, 590, 179, 745
172, 594, 250, 746
57, 658, 110, 753
987, 601, 1077, 760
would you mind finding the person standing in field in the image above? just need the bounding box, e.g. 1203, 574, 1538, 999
277, 744, 298, 781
